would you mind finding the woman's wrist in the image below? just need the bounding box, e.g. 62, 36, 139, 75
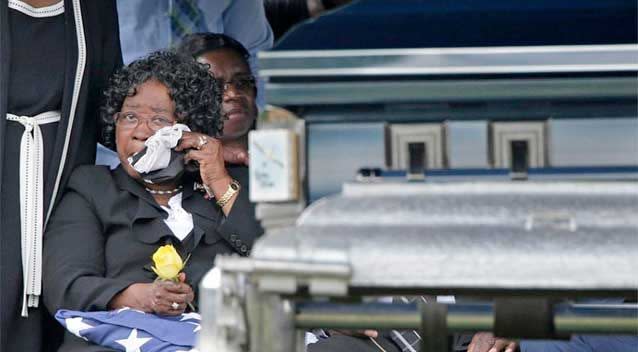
108, 283, 152, 312
203, 174, 240, 215
203, 174, 233, 199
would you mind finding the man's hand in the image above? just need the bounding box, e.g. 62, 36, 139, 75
329, 329, 379, 338
223, 144, 249, 165
468, 332, 519, 352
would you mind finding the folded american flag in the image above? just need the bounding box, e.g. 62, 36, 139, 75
55, 307, 201, 352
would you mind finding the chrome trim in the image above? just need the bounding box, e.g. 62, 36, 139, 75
261, 44, 638, 58
265, 77, 637, 105
293, 302, 638, 334
259, 44, 638, 77
549, 118, 638, 167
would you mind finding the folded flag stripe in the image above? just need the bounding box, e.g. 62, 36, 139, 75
55, 308, 200, 352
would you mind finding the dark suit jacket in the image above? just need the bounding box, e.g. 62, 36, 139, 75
43, 165, 262, 351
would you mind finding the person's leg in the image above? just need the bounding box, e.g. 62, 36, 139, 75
307, 333, 400, 352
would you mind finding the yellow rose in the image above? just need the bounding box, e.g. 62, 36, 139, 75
151, 245, 184, 281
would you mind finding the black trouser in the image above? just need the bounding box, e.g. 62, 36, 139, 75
307, 332, 401, 352
307, 331, 471, 352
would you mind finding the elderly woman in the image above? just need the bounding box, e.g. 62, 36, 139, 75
42, 51, 262, 351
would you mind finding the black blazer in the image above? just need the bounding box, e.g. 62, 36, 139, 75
43, 165, 263, 316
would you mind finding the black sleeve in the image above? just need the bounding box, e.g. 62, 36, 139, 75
43, 169, 134, 314
82, 0, 123, 160
217, 193, 263, 254
216, 167, 264, 255
104, 0, 124, 69
95, 0, 123, 89
90, 0, 123, 152
99, 0, 123, 99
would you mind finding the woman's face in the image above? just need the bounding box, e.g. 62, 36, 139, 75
115, 79, 176, 180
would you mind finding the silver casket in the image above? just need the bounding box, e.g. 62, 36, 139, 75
199, 181, 638, 352
198, 0, 638, 350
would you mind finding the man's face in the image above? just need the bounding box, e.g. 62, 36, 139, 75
197, 49, 257, 141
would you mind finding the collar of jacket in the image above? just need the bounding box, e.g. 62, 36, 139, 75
112, 166, 223, 245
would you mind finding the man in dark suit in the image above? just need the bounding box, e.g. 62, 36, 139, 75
178, 32, 258, 166
178, 33, 263, 241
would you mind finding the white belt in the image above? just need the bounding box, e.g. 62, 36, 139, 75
7, 110, 61, 317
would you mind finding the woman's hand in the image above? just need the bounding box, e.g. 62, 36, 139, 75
108, 273, 194, 316
176, 132, 239, 214
176, 132, 229, 187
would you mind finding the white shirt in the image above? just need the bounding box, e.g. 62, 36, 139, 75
160, 193, 194, 241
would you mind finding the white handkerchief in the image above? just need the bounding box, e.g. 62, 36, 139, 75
131, 124, 191, 173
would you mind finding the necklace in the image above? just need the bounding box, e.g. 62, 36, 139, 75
144, 185, 183, 195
